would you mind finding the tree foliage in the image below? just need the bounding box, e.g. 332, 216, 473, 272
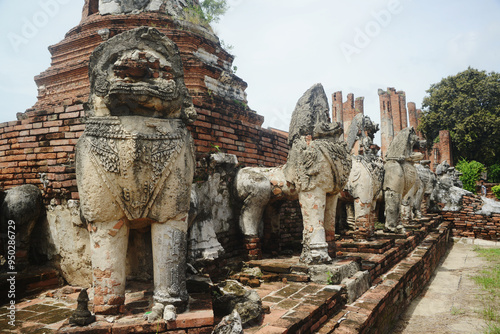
488, 164, 500, 183
455, 159, 486, 194
418, 67, 500, 165
184, 0, 228, 26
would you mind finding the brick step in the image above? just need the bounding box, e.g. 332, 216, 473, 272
317, 222, 451, 334
246, 256, 362, 285
335, 239, 395, 255
249, 282, 345, 333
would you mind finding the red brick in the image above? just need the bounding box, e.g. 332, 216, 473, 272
66, 104, 84, 112
50, 139, 71, 146
30, 128, 49, 135
59, 111, 80, 119
44, 120, 63, 127
3, 131, 20, 138
195, 121, 212, 129
70, 124, 85, 132
171, 310, 214, 329
37, 153, 57, 160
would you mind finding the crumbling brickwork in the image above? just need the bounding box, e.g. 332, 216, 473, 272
445, 195, 500, 241
379, 87, 452, 170
332, 91, 364, 139
378, 87, 408, 157
429, 130, 453, 170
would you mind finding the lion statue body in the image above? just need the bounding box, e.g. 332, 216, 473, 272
76, 27, 196, 316
341, 114, 384, 239
383, 127, 426, 232
236, 84, 352, 264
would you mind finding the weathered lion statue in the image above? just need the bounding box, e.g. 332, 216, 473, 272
430, 161, 470, 212
76, 27, 196, 317
401, 160, 436, 221
383, 127, 426, 232
235, 84, 352, 264
341, 114, 384, 239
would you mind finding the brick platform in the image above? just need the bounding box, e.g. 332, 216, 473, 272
249, 282, 344, 334
0, 282, 213, 334
0, 215, 462, 334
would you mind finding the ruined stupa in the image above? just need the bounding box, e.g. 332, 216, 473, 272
0, 0, 297, 287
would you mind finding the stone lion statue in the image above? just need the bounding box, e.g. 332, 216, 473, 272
76, 27, 196, 317
430, 161, 470, 212
400, 160, 436, 222
235, 84, 352, 264
341, 114, 384, 239
383, 127, 426, 232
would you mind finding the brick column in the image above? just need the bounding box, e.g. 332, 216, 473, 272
244, 237, 262, 260
332, 91, 344, 126
379, 89, 393, 158
416, 109, 423, 138
408, 102, 418, 130
398, 91, 408, 129
438, 130, 453, 166
388, 88, 402, 136
355, 97, 364, 115
342, 93, 355, 140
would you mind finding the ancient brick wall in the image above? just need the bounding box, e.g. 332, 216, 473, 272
378, 87, 408, 157
379, 87, 452, 170
331, 91, 364, 140
190, 96, 288, 167
428, 130, 453, 170
0, 104, 84, 200
444, 195, 500, 241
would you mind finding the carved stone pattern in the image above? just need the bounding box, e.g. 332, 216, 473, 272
86, 117, 185, 178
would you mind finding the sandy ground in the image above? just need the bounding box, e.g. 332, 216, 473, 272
391, 241, 497, 334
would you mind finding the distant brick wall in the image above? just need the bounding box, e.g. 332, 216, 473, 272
428, 130, 453, 171
444, 195, 500, 241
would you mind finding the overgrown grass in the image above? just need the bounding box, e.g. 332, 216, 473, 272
472, 248, 500, 334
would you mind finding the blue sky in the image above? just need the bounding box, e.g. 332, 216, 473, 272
1, 0, 500, 145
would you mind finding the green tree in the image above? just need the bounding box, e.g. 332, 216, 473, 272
200, 0, 228, 23
488, 164, 500, 183
184, 0, 228, 27
418, 67, 500, 165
